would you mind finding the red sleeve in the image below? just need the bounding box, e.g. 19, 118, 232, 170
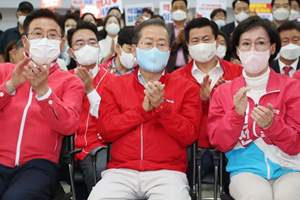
292, 70, 300, 81
98, 81, 152, 142
37, 77, 85, 136
154, 84, 201, 147
207, 89, 244, 152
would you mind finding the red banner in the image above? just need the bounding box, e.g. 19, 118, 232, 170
80, 5, 102, 19
41, 0, 61, 8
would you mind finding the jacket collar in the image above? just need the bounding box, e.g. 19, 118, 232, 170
182, 57, 228, 83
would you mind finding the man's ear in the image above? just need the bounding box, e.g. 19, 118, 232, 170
186, 41, 189, 51
115, 43, 121, 55
60, 38, 66, 52
69, 48, 75, 60
132, 44, 137, 57
216, 37, 220, 48
22, 35, 29, 51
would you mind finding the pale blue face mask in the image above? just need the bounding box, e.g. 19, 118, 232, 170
136, 47, 170, 73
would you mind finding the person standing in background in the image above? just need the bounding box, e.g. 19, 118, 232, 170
0, 1, 33, 63
210, 8, 227, 29
288, 0, 300, 21
166, 0, 189, 73
272, 0, 291, 27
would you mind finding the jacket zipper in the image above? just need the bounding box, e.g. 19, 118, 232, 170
247, 89, 280, 179
15, 87, 33, 166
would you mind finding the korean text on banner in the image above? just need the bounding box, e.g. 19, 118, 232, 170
196, 0, 226, 19
250, 3, 272, 21
80, 5, 102, 19
125, 3, 154, 26
72, 0, 123, 18
159, 2, 173, 23
41, 0, 61, 8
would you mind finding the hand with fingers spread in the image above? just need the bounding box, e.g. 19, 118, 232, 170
201, 74, 212, 101
22, 61, 50, 98
106, 63, 117, 74
5, 56, 31, 94
75, 66, 94, 94
216, 75, 226, 87
234, 87, 251, 116
251, 103, 274, 129
144, 81, 165, 108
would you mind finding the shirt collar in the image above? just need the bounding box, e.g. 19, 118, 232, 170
191, 57, 221, 76
137, 68, 165, 86
278, 57, 299, 72
234, 20, 238, 27
112, 57, 135, 76
105, 35, 118, 42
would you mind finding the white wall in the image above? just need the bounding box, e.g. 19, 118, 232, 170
0, 0, 267, 31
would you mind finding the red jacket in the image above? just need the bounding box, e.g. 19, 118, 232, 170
97, 67, 201, 173
69, 67, 116, 160
208, 68, 300, 155
172, 58, 243, 148
0, 63, 84, 167
292, 69, 300, 81
100, 55, 117, 70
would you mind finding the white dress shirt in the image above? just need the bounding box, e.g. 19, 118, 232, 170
191, 58, 224, 91
98, 35, 118, 62
278, 57, 298, 77
75, 65, 101, 118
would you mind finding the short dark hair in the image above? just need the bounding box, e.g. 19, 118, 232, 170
68, 21, 99, 48
218, 30, 227, 42
4, 40, 17, 62
171, 0, 188, 8
185, 18, 219, 42
232, 0, 250, 10
23, 9, 64, 37
108, 7, 121, 15
118, 28, 134, 46
271, 0, 292, 7
81, 12, 97, 22
231, 16, 281, 63
210, 8, 227, 19
142, 8, 154, 17
278, 21, 300, 34
151, 14, 164, 21
0, 12, 2, 20
103, 14, 121, 27
64, 13, 80, 26
132, 18, 171, 45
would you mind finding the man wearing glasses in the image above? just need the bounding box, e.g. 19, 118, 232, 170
67, 21, 116, 193
0, 9, 84, 199
88, 19, 201, 200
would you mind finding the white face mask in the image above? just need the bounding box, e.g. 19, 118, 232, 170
142, 16, 150, 21
119, 48, 137, 69
289, 9, 299, 21
279, 43, 300, 60
235, 12, 249, 22
273, 8, 290, 21
106, 23, 120, 35
18, 15, 26, 26
172, 10, 187, 21
216, 45, 226, 59
27, 37, 61, 65
189, 41, 217, 63
214, 19, 226, 28
239, 48, 270, 74
73, 45, 99, 66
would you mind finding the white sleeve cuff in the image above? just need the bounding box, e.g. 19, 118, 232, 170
87, 89, 101, 118
36, 88, 52, 101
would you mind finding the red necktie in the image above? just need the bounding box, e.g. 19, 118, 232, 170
283, 66, 293, 76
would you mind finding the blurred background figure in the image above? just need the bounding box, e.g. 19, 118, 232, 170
142, 8, 154, 20
272, 0, 291, 27
99, 7, 124, 40
221, 0, 250, 61
289, 0, 300, 22
270, 21, 300, 76
0, 11, 3, 36
210, 8, 227, 29
5, 39, 24, 64
99, 14, 120, 63
59, 13, 79, 67
0, 1, 33, 63
216, 30, 227, 60
81, 12, 97, 27
167, 0, 189, 72
151, 14, 164, 21
4, 40, 17, 63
